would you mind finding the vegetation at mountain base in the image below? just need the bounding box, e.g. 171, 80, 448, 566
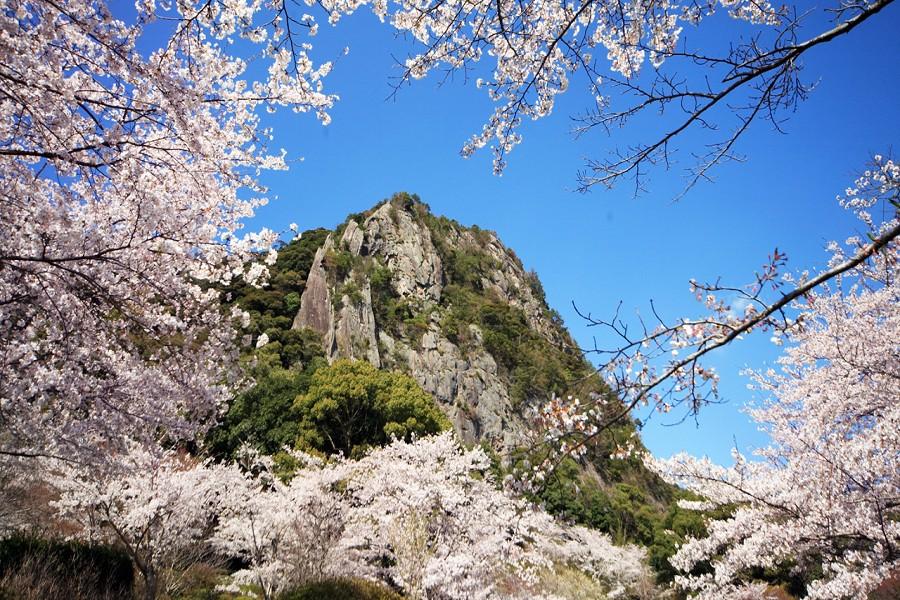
206, 359, 324, 459
277, 579, 405, 600
0, 539, 403, 600
295, 359, 451, 457
208, 354, 448, 461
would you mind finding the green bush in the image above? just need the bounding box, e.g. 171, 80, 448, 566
167, 563, 231, 600
274, 228, 331, 276
336, 281, 364, 308
284, 292, 301, 314
445, 248, 497, 290
207, 357, 326, 459
295, 359, 450, 457
278, 578, 403, 600
324, 249, 354, 282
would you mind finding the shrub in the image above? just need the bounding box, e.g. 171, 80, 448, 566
278, 579, 403, 600
284, 292, 301, 314
274, 228, 331, 276
207, 358, 326, 459
334, 281, 364, 309
167, 563, 232, 600
0, 536, 133, 600
295, 359, 450, 457
324, 249, 354, 282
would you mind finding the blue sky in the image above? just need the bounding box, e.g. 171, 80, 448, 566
224, 4, 900, 463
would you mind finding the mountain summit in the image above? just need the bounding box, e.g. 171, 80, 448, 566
289, 193, 596, 452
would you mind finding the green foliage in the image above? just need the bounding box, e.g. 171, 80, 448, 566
525, 269, 547, 303
402, 310, 431, 341
295, 359, 450, 457
532, 457, 738, 586
168, 564, 232, 600
387, 191, 422, 214
324, 248, 354, 282
369, 262, 392, 293
336, 281, 364, 308
220, 228, 330, 338
278, 578, 403, 600
207, 355, 326, 459
277, 328, 326, 369
535, 457, 610, 521
444, 248, 498, 290
375, 298, 414, 338
508, 440, 707, 584
208, 226, 330, 460
0, 535, 134, 599
440, 285, 583, 406
284, 292, 301, 314
274, 228, 331, 276
531, 457, 657, 543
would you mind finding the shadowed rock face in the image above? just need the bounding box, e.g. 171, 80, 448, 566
292, 198, 574, 453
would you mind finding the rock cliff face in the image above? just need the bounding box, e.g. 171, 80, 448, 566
292, 195, 584, 452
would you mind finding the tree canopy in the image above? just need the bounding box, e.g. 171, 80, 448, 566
295, 359, 451, 457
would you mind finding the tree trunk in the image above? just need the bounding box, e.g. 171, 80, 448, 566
143, 569, 158, 600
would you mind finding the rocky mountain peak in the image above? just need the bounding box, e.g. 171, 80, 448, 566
291, 194, 587, 452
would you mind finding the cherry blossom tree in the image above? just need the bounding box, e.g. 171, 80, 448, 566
0, 0, 336, 465
522, 157, 899, 597
211, 448, 353, 598
211, 433, 652, 599
50, 446, 224, 600
531, 156, 898, 471
645, 278, 899, 599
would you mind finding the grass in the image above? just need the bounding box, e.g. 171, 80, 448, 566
278, 578, 404, 600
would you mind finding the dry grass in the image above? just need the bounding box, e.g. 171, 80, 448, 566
0, 553, 132, 600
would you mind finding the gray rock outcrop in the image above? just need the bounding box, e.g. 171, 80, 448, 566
292, 234, 336, 354
292, 198, 570, 452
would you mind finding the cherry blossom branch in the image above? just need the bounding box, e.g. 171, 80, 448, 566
338, 0, 893, 192
529, 156, 898, 479
576, 0, 894, 192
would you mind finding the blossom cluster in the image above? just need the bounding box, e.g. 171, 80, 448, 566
44, 433, 651, 599
0, 0, 334, 465
645, 280, 899, 598
214, 433, 651, 599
